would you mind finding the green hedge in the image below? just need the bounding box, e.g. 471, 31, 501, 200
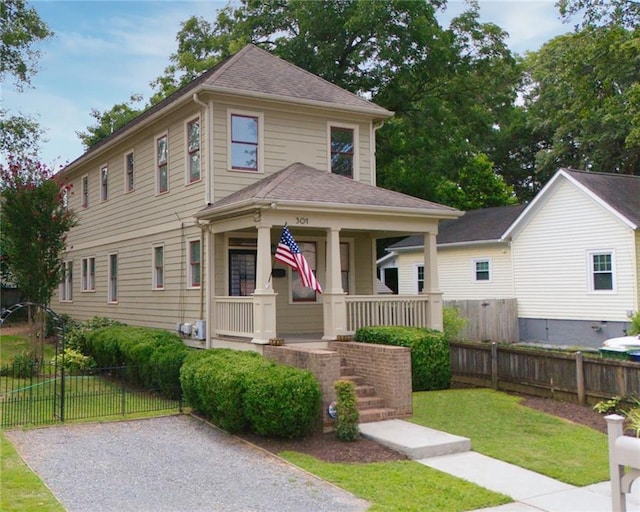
354, 326, 451, 391
180, 349, 321, 438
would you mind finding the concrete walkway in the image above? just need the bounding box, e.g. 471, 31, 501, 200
360, 419, 640, 512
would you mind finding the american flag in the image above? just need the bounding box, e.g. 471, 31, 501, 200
275, 226, 322, 293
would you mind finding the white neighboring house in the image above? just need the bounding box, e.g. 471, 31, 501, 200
379, 169, 640, 347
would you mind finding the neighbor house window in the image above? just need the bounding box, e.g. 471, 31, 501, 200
156, 134, 168, 193
186, 119, 200, 183
329, 125, 355, 178
100, 164, 109, 201
81, 257, 95, 292
189, 239, 201, 288
417, 265, 424, 293
60, 260, 73, 302
229, 111, 261, 171
81, 175, 89, 207
125, 151, 134, 192
108, 254, 118, 303
292, 242, 318, 302
153, 245, 164, 289
474, 259, 491, 281
590, 251, 614, 291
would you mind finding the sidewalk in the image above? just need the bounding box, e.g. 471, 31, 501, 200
360, 419, 640, 512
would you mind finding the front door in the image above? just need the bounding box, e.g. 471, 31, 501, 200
228, 250, 256, 296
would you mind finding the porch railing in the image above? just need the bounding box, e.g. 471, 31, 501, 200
346, 295, 430, 332
213, 296, 254, 337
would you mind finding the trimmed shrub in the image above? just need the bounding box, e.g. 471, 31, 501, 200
355, 325, 451, 391
334, 379, 359, 441
64, 316, 123, 353
52, 348, 96, 374
443, 306, 467, 342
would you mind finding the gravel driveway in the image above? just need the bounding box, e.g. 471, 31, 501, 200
5, 415, 369, 512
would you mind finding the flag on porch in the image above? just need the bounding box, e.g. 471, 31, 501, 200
275, 226, 322, 293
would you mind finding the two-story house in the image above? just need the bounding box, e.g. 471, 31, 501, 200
55, 44, 461, 349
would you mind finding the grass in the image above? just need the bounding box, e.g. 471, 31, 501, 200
1, 334, 57, 365
410, 388, 609, 486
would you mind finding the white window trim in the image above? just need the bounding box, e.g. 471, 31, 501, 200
472, 258, 492, 283
327, 121, 359, 180
155, 131, 169, 195
587, 250, 616, 294
152, 244, 165, 290
81, 256, 96, 292
185, 117, 201, 185
100, 163, 109, 202
124, 149, 135, 193
59, 260, 73, 302
107, 252, 118, 304
81, 174, 89, 208
187, 237, 201, 289
227, 108, 264, 173
415, 264, 424, 294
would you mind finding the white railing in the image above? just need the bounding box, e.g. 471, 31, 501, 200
345, 295, 430, 331
213, 296, 254, 337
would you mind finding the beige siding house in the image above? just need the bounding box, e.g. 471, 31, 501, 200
380, 169, 640, 347
55, 44, 461, 350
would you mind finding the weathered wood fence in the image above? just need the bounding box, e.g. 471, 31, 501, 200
450, 341, 640, 405
445, 299, 519, 343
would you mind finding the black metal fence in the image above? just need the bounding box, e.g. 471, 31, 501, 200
1, 361, 183, 428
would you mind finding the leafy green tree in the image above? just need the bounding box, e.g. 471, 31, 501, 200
77, 94, 144, 150
557, 0, 639, 29
0, 110, 44, 157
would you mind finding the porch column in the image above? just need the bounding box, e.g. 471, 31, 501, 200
322, 227, 348, 340
205, 227, 214, 349
422, 232, 444, 331
252, 224, 277, 344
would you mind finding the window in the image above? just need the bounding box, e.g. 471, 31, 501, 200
100, 164, 108, 201
81, 175, 89, 207
108, 254, 118, 303
590, 251, 614, 292
474, 259, 491, 281
81, 257, 95, 292
125, 151, 134, 192
189, 240, 201, 288
60, 261, 73, 301
292, 242, 318, 302
330, 125, 355, 178
230, 112, 259, 171
61, 186, 69, 209
229, 250, 256, 296
153, 245, 164, 289
417, 265, 424, 293
186, 119, 200, 183
156, 134, 168, 193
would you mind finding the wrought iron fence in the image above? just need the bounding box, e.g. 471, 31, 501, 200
1, 361, 183, 428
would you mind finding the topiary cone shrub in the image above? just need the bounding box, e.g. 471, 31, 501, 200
334, 379, 359, 441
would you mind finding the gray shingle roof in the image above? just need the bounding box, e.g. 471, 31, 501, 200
389, 204, 526, 249
198, 163, 460, 215
562, 169, 640, 227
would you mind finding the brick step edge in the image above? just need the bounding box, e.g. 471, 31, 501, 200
358, 408, 397, 424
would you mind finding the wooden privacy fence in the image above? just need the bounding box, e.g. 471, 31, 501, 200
445, 299, 518, 343
450, 341, 640, 404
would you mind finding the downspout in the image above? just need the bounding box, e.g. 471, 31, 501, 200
371, 120, 385, 187
192, 93, 212, 205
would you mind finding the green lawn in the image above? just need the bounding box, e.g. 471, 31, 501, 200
1, 334, 57, 365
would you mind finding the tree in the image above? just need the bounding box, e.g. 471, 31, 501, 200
0, 110, 45, 157
77, 94, 144, 150
557, 0, 640, 29
0, 155, 76, 357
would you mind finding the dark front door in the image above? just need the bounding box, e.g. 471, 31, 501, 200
229, 250, 256, 296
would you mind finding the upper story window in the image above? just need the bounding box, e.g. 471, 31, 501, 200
590, 251, 615, 292
156, 134, 168, 194
81, 175, 89, 208
61, 186, 69, 209
125, 151, 134, 192
329, 124, 356, 178
153, 245, 164, 289
187, 119, 200, 183
189, 239, 201, 288
474, 259, 491, 281
100, 164, 109, 201
229, 110, 263, 172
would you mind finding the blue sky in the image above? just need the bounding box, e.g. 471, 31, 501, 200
3, 0, 572, 167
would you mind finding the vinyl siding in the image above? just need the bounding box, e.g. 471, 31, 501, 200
512, 180, 636, 321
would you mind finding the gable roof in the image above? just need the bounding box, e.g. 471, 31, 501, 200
195, 163, 460, 218
504, 169, 640, 238
388, 204, 526, 250
63, 44, 392, 173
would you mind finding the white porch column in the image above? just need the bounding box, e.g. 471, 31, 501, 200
252, 224, 277, 344
322, 227, 348, 340
205, 227, 214, 349
422, 232, 443, 331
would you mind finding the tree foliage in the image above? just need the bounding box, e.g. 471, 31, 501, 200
557, 0, 640, 29
0, 110, 45, 158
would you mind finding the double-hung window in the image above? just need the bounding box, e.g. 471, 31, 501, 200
329, 124, 356, 178
125, 151, 134, 192
189, 240, 201, 288
156, 134, 168, 194
81, 175, 89, 207
100, 164, 109, 201
292, 242, 318, 302
474, 259, 491, 281
153, 245, 164, 289
417, 265, 424, 293
108, 254, 118, 303
60, 261, 73, 302
81, 257, 96, 292
590, 251, 614, 292
187, 119, 200, 183
229, 111, 262, 172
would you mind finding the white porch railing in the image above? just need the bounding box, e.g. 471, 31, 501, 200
213, 296, 254, 337
345, 295, 430, 332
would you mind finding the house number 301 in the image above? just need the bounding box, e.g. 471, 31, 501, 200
296, 217, 309, 224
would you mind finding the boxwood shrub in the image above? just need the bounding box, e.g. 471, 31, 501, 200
354, 325, 451, 391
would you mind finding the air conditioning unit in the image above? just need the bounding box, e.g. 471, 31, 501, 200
193, 320, 206, 341
180, 323, 192, 336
